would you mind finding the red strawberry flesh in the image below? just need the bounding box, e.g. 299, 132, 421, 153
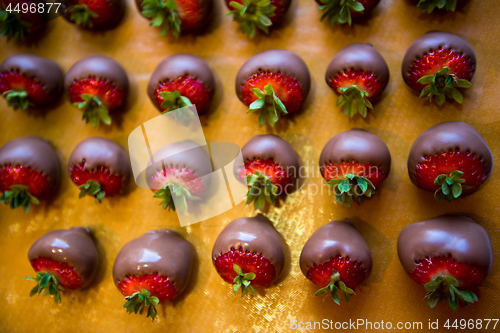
31, 257, 83, 289
69, 78, 125, 110
322, 161, 386, 188
214, 248, 276, 288
150, 166, 204, 195
0, 165, 51, 198
245, 158, 292, 187
176, 0, 203, 28
409, 48, 474, 91
70, 162, 123, 196
154, 75, 211, 112
117, 273, 179, 302
241, 72, 304, 113
410, 256, 487, 288
330, 69, 385, 102
0, 72, 47, 105
306, 255, 367, 289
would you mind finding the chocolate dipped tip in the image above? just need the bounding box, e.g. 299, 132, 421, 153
0, 53, 64, 106
407, 121, 493, 190
64, 55, 129, 95
212, 214, 286, 280
325, 43, 390, 91
402, 31, 476, 89
112, 229, 194, 296
397, 215, 493, 276
0, 136, 60, 195
319, 129, 391, 178
68, 137, 131, 189
235, 49, 311, 103
299, 219, 372, 279
28, 227, 99, 288
147, 53, 215, 113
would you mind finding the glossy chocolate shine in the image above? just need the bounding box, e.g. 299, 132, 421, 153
402, 31, 476, 88
299, 219, 372, 278
319, 129, 391, 177
325, 43, 390, 89
68, 137, 131, 187
113, 230, 194, 294
235, 49, 311, 102
407, 121, 493, 186
397, 215, 493, 274
0, 136, 60, 192
28, 227, 99, 288
0, 53, 63, 105
212, 214, 286, 279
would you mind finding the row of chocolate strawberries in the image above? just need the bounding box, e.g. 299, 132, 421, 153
25, 213, 493, 320
0, 119, 492, 212
1, 0, 459, 42
0, 31, 477, 127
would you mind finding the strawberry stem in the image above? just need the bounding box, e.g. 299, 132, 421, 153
433, 170, 472, 202
0, 9, 32, 41
232, 264, 257, 297
67, 4, 99, 28
2, 90, 33, 111
227, 0, 276, 38
25, 272, 64, 304
417, 0, 457, 13
0, 184, 40, 213
244, 171, 278, 210
318, 0, 364, 26
325, 173, 375, 208
417, 66, 472, 106
77, 180, 106, 204
423, 275, 478, 311
246, 83, 287, 127
160, 91, 197, 124
141, 0, 181, 37
153, 183, 197, 212
72, 93, 112, 128
314, 271, 355, 305
123, 289, 160, 321
336, 85, 373, 118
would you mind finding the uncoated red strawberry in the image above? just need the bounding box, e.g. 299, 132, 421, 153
0, 0, 46, 41
65, 0, 125, 30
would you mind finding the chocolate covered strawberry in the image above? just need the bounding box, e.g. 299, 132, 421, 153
319, 129, 391, 207
317, 0, 379, 26
0, 136, 60, 213
300, 219, 372, 304
225, 0, 290, 38
0, 54, 63, 112
235, 49, 311, 127
135, 0, 212, 37
402, 31, 476, 105
408, 121, 493, 202
64, 0, 125, 30
113, 230, 194, 320
146, 140, 212, 212
212, 214, 285, 297
68, 137, 131, 203
413, 0, 458, 13
147, 54, 215, 118
65, 56, 129, 128
325, 43, 389, 117
235, 135, 300, 210
25, 227, 99, 303
0, 0, 46, 41
398, 215, 493, 311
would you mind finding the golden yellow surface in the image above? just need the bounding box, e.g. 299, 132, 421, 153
1, 0, 500, 331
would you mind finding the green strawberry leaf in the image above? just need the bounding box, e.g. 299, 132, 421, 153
1, 90, 34, 112
0, 9, 32, 41
153, 183, 196, 212
336, 85, 373, 118
232, 264, 257, 297
314, 271, 355, 305
0, 184, 40, 213
71, 94, 112, 128
67, 4, 99, 28
423, 274, 478, 311
25, 272, 64, 304
159, 91, 197, 125
325, 173, 376, 208
433, 170, 472, 202
77, 180, 106, 204
228, 0, 276, 38
141, 0, 182, 37
123, 289, 160, 321
244, 171, 278, 210
246, 84, 287, 127
416, 0, 457, 13
417, 67, 471, 106
318, 0, 364, 26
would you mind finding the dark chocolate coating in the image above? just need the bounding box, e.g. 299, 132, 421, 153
397, 215, 493, 275
28, 227, 99, 288
0, 136, 60, 195
63, 0, 125, 30
299, 219, 372, 279
402, 31, 476, 89
147, 54, 215, 113
212, 214, 286, 280
407, 121, 493, 189
64, 56, 129, 98
0, 53, 63, 106
113, 230, 194, 295
235, 49, 311, 104
237, 135, 300, 184
319, 129, 391, 178
68, 137, 131, 189
325, 43, 389, 95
